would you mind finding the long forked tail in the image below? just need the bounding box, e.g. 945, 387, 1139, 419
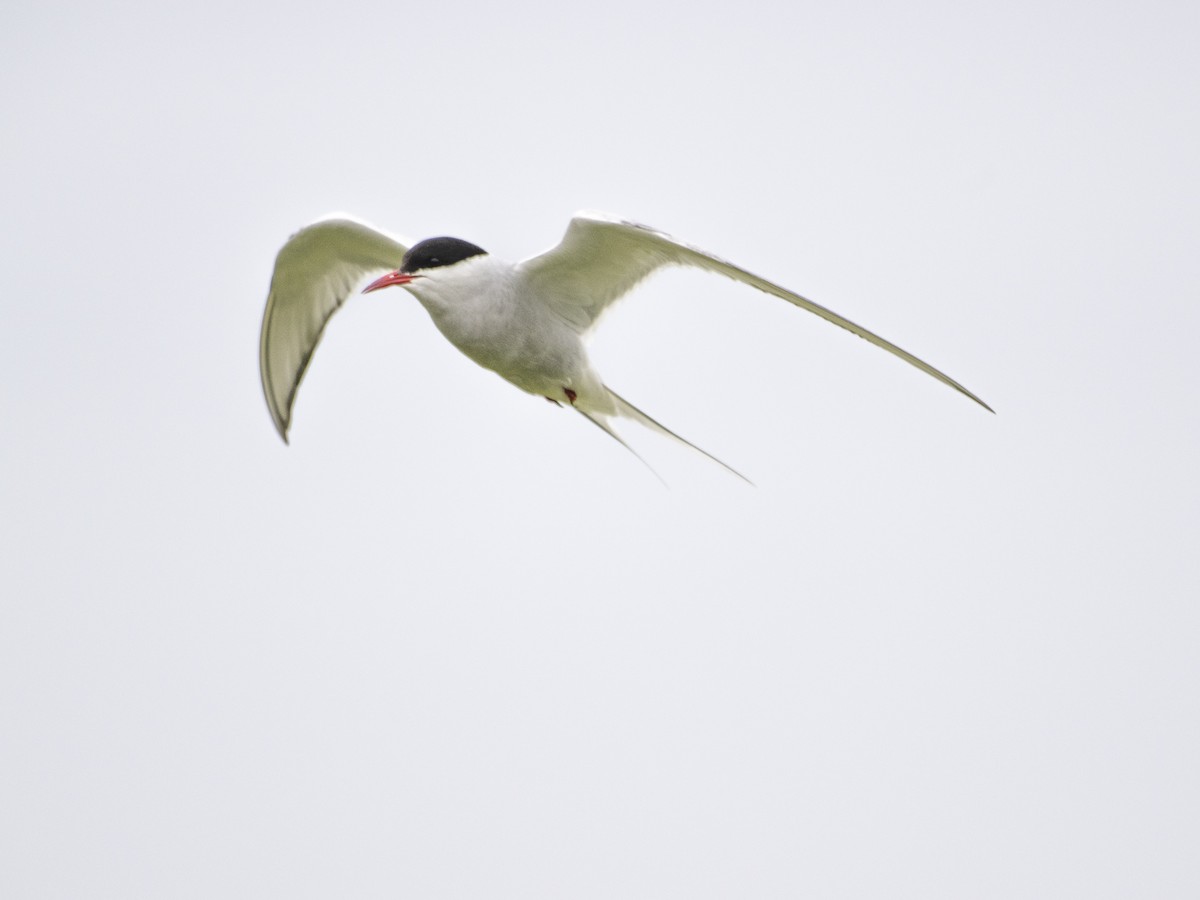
577, 388, 752, 484
575, 409, 667, 486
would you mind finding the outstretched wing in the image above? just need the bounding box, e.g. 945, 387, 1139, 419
259, 217, 409, 442
517, 211, 992, 412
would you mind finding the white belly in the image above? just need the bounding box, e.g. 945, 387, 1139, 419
428, 293, 590, 399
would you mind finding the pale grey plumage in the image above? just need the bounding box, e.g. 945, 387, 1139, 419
258, 210, 990, 476
259, 217, 408, 442
519, 212, 992, 411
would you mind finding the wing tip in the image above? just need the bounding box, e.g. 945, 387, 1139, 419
264, 396, 292, 445
958, 385, 995, 414
275, 408, 292, 444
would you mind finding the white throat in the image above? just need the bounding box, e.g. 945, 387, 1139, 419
402, 255, 512, 316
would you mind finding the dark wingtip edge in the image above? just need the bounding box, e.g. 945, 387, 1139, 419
964, 388, 995, 414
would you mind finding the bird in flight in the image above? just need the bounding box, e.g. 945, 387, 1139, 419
259, 211, 990, 478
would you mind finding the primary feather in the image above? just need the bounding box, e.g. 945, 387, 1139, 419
259, 217, 408, 442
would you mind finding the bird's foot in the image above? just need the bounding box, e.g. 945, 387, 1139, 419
545, 396, 562, 407
563, 387, 577, 405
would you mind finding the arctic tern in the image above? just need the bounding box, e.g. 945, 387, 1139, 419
259, 211, 990, 477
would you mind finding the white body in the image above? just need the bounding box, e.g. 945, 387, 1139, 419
258, 211, 990, 477
404, 254, 607, 412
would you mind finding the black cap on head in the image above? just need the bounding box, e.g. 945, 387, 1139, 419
400, 237, 487, 273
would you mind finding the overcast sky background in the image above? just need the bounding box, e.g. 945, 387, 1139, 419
2, 0, 1198, 897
